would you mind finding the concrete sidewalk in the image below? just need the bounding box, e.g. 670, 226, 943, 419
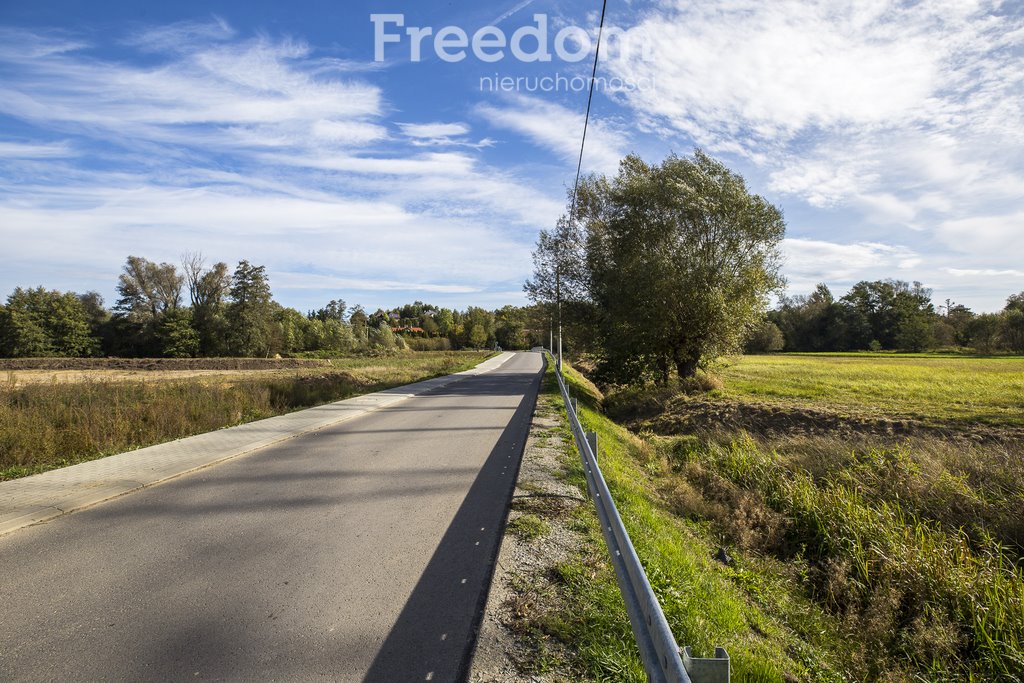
0, 352, 515, 538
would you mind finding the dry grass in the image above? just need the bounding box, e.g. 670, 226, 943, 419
0, 351, 490, 480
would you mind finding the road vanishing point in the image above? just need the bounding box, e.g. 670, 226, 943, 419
0, 351, 545, 682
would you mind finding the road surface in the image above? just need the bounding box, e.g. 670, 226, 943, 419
0, 351, 544, 682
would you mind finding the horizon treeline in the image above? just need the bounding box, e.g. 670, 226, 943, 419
749, 279, 1024, 354
0, 255, 543, 359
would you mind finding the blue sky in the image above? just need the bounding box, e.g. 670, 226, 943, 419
1, 0, 1023, 314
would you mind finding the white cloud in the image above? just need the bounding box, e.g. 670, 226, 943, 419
612, 0, 1023, 152
396, 121, 493, 149
0, 27, 384, 153
0, 140, 76, 158
0, 177, 532, 297
600, 0, 1023, 307
782, 238, 923, 292
399, 122, 469, 139
476, 94, 629, 174
272, 272, 481, 294
944, 268, 1024, 278
124, 19, 236, 52
312, 120, 389, 145
937, 211, 1024, 264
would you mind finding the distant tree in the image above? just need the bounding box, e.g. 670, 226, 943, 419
744, 320, 785, 354
311, 299, 347, 324
494, 305, 528, 349
967, 314, 1002, 354
322, 318, 354, 353
76, 291, 114, 354
272, 306, 310, 356
460, 307, 495, 349
468, 323, 488, 349
367, 309, 389, 329
420, 315, 440, 337
435, 308, 456, 338
156, 308, 200, 358
348, 305, 369, 347
0, 287, 99, 357
116, 256, 183, 320
225, 260, 274, 357
112, 256, 184, 356
182, 254, 231, 355
1001, 292, 1024, 353
842, 280, 935, 351
369, 320, 397, 352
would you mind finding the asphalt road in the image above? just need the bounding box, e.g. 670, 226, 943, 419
0, 351, 545, 682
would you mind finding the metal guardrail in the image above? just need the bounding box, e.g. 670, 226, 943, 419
550, 355, 729, 683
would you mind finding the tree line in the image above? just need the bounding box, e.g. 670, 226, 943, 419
749, 281, 1024, 354
0, 254, 544, 358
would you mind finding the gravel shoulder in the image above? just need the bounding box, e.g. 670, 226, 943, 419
468, 383, 588, 682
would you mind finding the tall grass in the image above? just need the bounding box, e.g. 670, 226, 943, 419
0, 351, 489, 480
670, 434, 1024, 679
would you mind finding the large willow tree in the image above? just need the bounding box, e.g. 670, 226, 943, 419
527, 150, 785, 384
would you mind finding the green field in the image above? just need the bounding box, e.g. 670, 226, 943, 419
714, 353, 1024, 427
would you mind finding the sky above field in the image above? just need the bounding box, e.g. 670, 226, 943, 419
1, 0, 1023, 313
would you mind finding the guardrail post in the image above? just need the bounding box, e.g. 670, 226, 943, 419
682, 647, 730, 682
586, 431, 598, 459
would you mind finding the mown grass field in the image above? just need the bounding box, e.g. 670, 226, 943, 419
531, 354, 1024, 681
0, 351, 492, 480
713, 353, 1024, 427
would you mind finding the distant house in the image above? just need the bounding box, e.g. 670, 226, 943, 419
391, 326, 426, 336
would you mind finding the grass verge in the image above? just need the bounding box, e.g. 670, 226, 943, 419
524, 360, 854, 681
0, 351, 491, 480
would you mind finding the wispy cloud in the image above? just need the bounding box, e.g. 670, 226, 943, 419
944, 268, 1024, 279
477, 94, 629, 174
0, 140, 76, 158
0, 27, 384, 154
782, 238, 923, 291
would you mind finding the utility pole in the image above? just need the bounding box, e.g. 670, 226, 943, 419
556, 265, 563, 374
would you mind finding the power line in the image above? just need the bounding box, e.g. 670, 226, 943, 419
568, 0, 609, 224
